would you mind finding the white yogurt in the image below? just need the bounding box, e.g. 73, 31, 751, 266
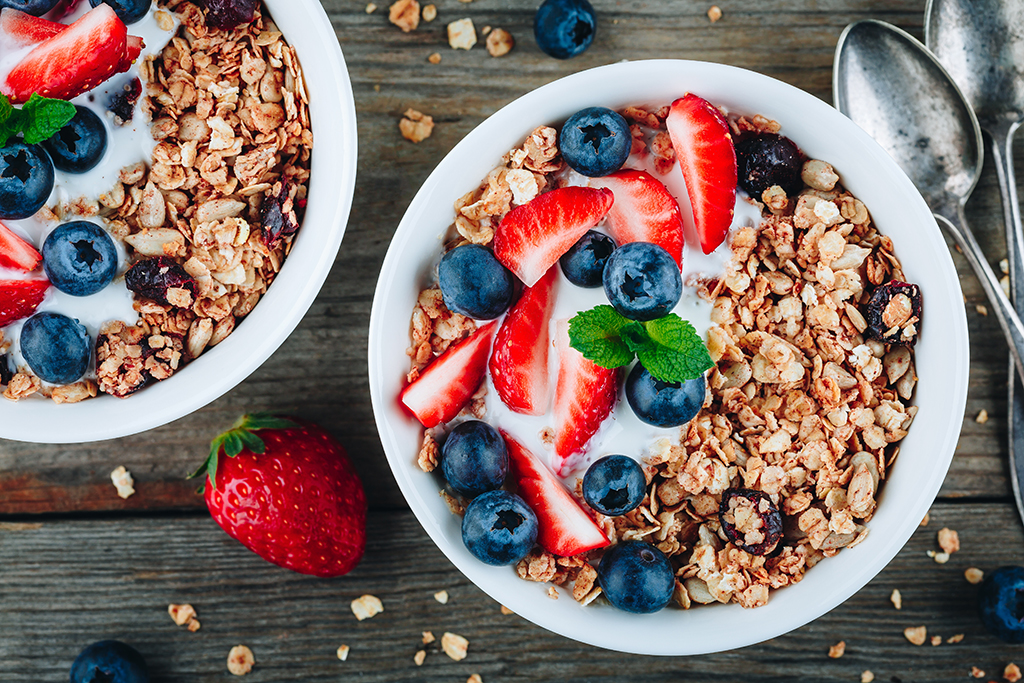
0, 3, 179, 382
477, 143, 762, 483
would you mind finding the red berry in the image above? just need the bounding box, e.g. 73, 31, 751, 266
0, 278, 48, 327
196, 414, 367, 578
589, 169, 685, 268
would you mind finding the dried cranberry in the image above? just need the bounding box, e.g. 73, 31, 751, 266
718, 488, 783, 556
0, 354, 13, 386
203, 0, 257, 29
735, 133, 803, 196
261, 180, 300, 245
125, 257, 198, 306
865, 281, 922, 346
108, 77, 142, 126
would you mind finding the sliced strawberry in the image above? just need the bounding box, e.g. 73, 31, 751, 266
118, 34, 144, 71
590, 169, 685, 268
493, 186, 614, 287
489, 266, 557, 415
400, 321, 497, 428
0, 222, 41, 271
3, 5, 133, 103
552, 320, 621, 477
502, 430, 611, 557
665, 93, 738, 255
0, 279, 48, 327
0, 9, 66, 49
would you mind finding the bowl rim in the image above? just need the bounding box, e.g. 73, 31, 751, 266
0, 0, 358, 444
368, 58, 969, 655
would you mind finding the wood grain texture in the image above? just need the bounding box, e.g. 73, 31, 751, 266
1, 503, 1021, 681
0, 0, 1017, 514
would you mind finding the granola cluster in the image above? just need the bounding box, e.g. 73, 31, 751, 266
0, 0, 312, 403
408, 107, 919, 611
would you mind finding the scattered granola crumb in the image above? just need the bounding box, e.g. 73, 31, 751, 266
467, 676, 483, 683
890, 589, 902, 610
110, 466, 135, 499
1004, 275, 1012, 297
422, 631, 435, 644
413, 650, 426, 666
500, 605, 514, 615
948, 633, 964, 643
927, 550, 950, 564
930, 635, 942, 646
336, 645, 350, 661
828, 640, 845, 658
365, 2, 377, 12
861, 672, 875, 683
422, 3, 436, 20
447, 17, 477, 49
227, 645, 255, 676
441, 632, 469, 661
904, 625, 927, 646
481, 25, 491, 35
1005, 662, 1022, 683
400, 109, 434, 143
976, 409, 990, 424
707, 4, 722, 22
389, 0, 420, 32
976, 304, 989, 316
972, 667, 985, 679
486, 28, 514, 57
434, 590, 449, 604
1002, 258, 1011, 274
428, 52, 441, 64
168, 603, 200, 631
938, 527, 961, 554
547, 585, 559, 599
921, 512, 930, 526
351, 594, 384, 621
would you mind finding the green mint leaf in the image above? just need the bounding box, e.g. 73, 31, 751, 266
568, 305, 635, 369
0, 95, 20, 148
631, 314, 714, 383
18, 94, 75, 145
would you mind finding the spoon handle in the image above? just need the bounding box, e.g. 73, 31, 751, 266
987, 124, 1024, 524
934, 207, 1024, 385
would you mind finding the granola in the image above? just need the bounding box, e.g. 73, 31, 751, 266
403, 98, 919, 612
0, 0, 311, 403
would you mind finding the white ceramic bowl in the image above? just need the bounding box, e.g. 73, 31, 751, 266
368, 60, 969, 655
0, 0, 357, 444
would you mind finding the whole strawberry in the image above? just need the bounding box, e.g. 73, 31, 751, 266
191, 413, 366, 578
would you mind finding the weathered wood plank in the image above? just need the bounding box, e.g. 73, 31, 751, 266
2, 0, 1022, 513
1, 502, 1022, 681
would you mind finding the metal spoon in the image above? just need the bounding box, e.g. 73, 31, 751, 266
833, 19, 1024, 387
924, 0, 1024, 525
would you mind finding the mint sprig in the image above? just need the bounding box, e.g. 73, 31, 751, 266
187, 412, 300, 492
0, 93, 76, 147
568, 306, 714, 383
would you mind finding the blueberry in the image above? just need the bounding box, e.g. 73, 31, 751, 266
602, 242, 681, 321
42, 106, 108, 174
0, 142, 54, 220
597, 540, 674, 613
865, 280, 922, 346
0, 0, 60, 15
625, 363, 705, 428
582, 455, 645, 516
560, 230, 616, 287
534, 0, 596, 59
20, 312, 91, 385
718, 488, 783, 556
89, 0, 151, 24
70, 640, 149, 683
735, 133, 803, 197
43, 221, 118, 297
441, 420, 508, 498
438, 244, 515, 320
461, 490, 538, 566
559, 107, 631, 177
125, 256, 197, 305
978, 566, 1024, 643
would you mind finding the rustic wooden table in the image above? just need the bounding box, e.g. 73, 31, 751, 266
2, 0, 1022, 680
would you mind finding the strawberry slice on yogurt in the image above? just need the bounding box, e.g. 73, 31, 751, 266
589, 169, 686, 268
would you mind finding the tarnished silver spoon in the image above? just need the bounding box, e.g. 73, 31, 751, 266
925, 0, 1024, 523
833, 19, 1024, 386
